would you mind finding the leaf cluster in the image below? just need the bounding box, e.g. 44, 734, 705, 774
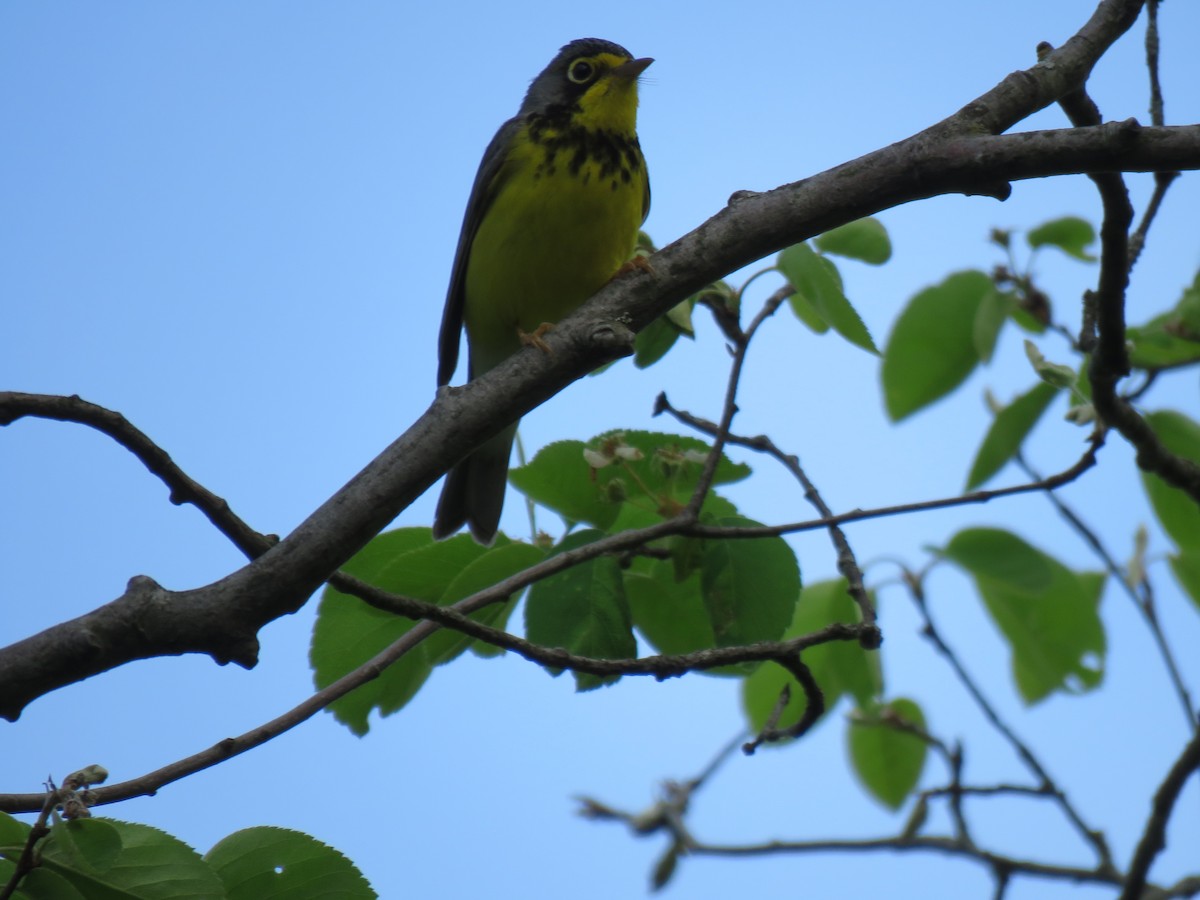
0, 815, 373, 900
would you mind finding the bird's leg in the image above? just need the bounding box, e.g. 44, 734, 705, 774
518, 322, 556, 353
610, 255, 655, 280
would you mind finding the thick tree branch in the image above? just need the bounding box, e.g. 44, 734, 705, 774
3, 0, 1197, 716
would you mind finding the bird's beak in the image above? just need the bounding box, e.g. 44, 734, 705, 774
610, 57, 654, 81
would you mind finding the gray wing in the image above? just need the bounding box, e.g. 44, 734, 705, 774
436, 116, 524, 387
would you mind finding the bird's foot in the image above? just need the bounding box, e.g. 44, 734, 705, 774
610, 255, 655, 281
518, 322, 555, 353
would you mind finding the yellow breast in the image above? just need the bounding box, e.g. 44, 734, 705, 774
463, 120, 647, 373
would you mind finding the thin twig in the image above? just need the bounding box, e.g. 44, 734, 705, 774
946, 743, 974, 848
1127, 0, 1178, 269
1127, 170, 1177, 271
685, 732, 747, 793
743, 655, 824, 753
332, 567, 867, 681
0, 619, 866, 815
679, 835, 1129, 892
1120, 728, 1200, 900
923, 783, 1051, 800
0, 392, 272, 560
683, 284, 790, 519
657, 394, 880, 646
0, 790, 56, 900
909, 582, 1115, 874
678, 433, 1103, 541
1145, 0, 1166, 128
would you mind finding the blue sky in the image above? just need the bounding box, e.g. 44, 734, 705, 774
3, 2, 1199, 898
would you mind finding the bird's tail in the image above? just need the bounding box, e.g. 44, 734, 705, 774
431, 423, 517, 545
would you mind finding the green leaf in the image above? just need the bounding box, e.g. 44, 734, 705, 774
778, 243, 878, 353
626, 560, 716, 658
421, 542, 546, 664
942, 527, 1054, 591
206, 826, 375, 900
311, 529, 489, 735
741, 580, 880, 736
942, 528, 1106, 703
6, 866, 89, 900
1023, 340, 1076, 388
973, 287, 1013, 363
509, 440, 619, 530
814, 217, 892, 265
1127, 315, 1200, 369
651, 845, 680, 891
1168, 551, 1200, 614
700, 516, 799, 649
788, 293, 831, 334
1026, 216, 1097, 261
965, 382, 1059, 489
882, 270, 993, 421
38, 820, 224, 900
1127, 272, 1200, 369
44, 820, 122, 876
664, 298, 696, 335
524, 530, 637, 691
634, 301, 694, 370
848, 698, 928, 809
430, 545, 537, 663
510, 431, 750, 532
689, 279, 739, 322
1141, 411, 1200, 553
0, 810, 31, 849
633, 314, 678, 369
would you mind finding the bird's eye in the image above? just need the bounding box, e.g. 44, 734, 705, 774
567, 59, 595, 84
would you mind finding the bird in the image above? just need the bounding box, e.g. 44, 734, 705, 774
432, 38, 652, 544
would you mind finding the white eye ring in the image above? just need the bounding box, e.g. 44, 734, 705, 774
567, 59, 595, 84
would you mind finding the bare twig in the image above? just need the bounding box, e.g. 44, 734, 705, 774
1127, 0, 1179, 269
908, 580, 1116, 874
0, 393, 272, 560
332, 567, 868, 683
0, 791, 55, 900
0, 766, 106, 899
665, 834, 1130, 893
1145, 0, 1166, 128
1120, 728, 1200, 900
742, 655, 824, 753
922, 783, 1052, 800
680, 433, 1103, 541
0, 617, 866, 815
1128, 171, 1178, 271
683, 283, 790, 520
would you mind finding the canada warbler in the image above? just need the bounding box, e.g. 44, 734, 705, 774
432, 38, 652, 543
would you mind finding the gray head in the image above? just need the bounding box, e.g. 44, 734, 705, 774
518, 38, 645, 116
